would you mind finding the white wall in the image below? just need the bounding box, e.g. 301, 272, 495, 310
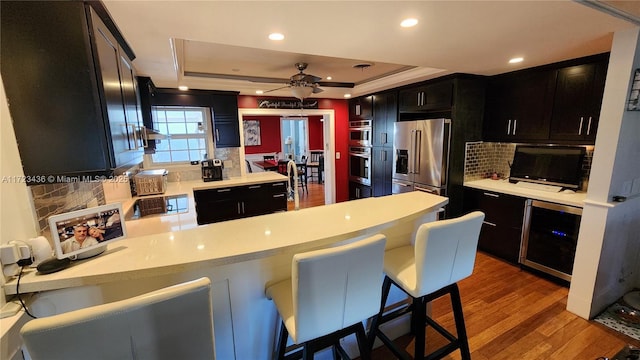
0, 76, 39, 307
568, 27, 640, 318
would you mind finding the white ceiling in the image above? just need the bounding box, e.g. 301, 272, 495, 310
102, 1, 640, 99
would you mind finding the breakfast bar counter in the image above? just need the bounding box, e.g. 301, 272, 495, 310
4, 192, 447, 360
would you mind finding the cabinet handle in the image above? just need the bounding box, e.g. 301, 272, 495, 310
217, 188, 232, 193
507, 119, 511, 135
422, 92, 426, 106
382, 132, 387, 144
248, 185, 261, 189
129, 124, 140, 150
587, 116, 592, 135
483, 221, 497, 227
578, 117, 584, 135
483, 192, 499, 198
237, 203, 241, 214
417, 92, 421, 106
273, 194, 285, 198
141, 126, 149, 148
513, 119, 517, 135
242, 202, 245, 213
215, 129, 220, 142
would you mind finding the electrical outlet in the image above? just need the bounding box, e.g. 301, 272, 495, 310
622, 180, 632, 195
632, 177, 640, 194
336, 152, 340, 160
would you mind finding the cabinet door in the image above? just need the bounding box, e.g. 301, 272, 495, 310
399, 81, 453, 113
483, 71, 554, 141
349, 96, 373, 120
214, 120, 241, 148
463, 188, 525, 264
194, 188, 241, 224
267, 181, 288, 212
349, 182, 372, 200
372, 92, 396, 147
241, 184, 273, 217
372, 148, 393, 197
549, 62, 606, 143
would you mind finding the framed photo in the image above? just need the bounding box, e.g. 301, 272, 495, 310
243, 120, 261, 146
627, 69, 640, 111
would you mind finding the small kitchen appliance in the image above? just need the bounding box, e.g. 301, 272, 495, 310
202, 159, 223, 182
133, 169, 168, 195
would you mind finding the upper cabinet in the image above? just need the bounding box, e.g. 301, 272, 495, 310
371, 92, 397, 147
349, 96, 373, 120
399, 80, 453, 113
1, 1, 142, 182
483, 53, 609, 144
483, 70, 555, 141
549, 61, 607, 142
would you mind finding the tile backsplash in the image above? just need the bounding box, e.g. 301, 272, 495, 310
464, 142, 594, 190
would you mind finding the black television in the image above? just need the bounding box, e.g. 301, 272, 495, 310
509, 145, 586, 189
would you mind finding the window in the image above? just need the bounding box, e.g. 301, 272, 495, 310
150, 106, 213, 165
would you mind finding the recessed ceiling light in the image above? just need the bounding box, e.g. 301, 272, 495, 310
255, 90, 264, 95
326, 76, 332, 80
400, 18, 418, 28
344, 94, 352, 98
269, 33, 284, 41
509, 57, 524, 64
178, 85, 189, 91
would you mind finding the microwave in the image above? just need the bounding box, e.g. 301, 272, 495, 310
348, 120, 372, 147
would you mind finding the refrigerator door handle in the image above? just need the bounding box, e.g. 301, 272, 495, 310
409, 129, 416, 174
414, 129, 421, 174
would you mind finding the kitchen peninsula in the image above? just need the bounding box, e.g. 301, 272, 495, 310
5, 191, 447, 359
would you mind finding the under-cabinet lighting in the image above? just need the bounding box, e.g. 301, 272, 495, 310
400, 18, 418, 28
178, 85, 189, 91
509, 57, 524, 64
269, 33, 285, 41
256, 90, 264, 95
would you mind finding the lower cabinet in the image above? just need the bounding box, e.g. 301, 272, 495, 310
194, 181, 287, 225
349, 182, 372, 200
463, 188, 526, 264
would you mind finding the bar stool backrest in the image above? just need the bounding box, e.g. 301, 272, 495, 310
414, 211, 485, 296
292, 234, 386, 344
21, 278, 215, 360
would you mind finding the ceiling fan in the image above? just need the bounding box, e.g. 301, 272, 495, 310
263, 63, 354, 100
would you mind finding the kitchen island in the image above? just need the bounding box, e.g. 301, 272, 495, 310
4, 191, 447, 359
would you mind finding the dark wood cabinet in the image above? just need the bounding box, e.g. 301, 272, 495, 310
463, 188, 526, 264
194, 181, 287, 225
549, 61, 607, 142
483, 70, 555, 141
349, 182, 372, 200
399, 80, 453, 113
371, 91, 396, 196
349, 96, 373, 120
483, 53, 608, 144
212, 94, 241, 148
0, 1, 142, 181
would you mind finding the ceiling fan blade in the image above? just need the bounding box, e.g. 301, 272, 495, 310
316, 81, 355, 88
312, 87, 324, 94
290, 73, 322, 83
183, 71, 289, 84
263, 86, 290, 93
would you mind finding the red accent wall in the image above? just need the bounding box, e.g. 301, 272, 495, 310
238, 96, 349, 203
242, 115, 324, 154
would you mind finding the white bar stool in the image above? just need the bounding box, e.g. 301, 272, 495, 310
265, 234, 387, 360
368, 211, 484, 360
21, 277, 215, 360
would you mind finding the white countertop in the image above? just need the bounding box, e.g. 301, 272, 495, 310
4, 191, 447, 295
464, 179, 587, 208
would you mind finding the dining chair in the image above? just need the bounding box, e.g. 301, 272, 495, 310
245, 159, 253, 173
21, 277, 215, 360
309, 151, 323, 183
368, 211, 485, 360
297, 155, 308, 193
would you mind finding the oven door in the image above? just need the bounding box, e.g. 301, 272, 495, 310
349, 127, 371, 147
348, 147, 371, 186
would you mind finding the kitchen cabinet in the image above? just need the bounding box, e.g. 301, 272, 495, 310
371, 91, 396, 196
463, 188, 526, 264
194, 181, 287, 224
1, 1, 142, 182
549, 61, 607, 142
483, 53, 608, 144
349, 182, 372, 200
483, 70, 555, 141
399, 80, 453, 113
212, 94, 241, 148
349, 96, 373, 120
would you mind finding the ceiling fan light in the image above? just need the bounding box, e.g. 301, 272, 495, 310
291, 86, 313, 100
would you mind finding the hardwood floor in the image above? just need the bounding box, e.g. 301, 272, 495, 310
369, 252, 640, 359
286, 180, 325, 211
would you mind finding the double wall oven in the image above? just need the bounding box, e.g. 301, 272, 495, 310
348, 120, 372, 186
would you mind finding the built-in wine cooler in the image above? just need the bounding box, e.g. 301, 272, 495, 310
521, 200, 583, 282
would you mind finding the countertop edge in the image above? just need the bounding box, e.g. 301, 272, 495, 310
464, 179, 587, 208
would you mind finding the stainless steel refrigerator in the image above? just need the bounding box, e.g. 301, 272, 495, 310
392, 118, 451, 195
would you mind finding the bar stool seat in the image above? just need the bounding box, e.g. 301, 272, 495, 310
368, 211, 485, 360
266, 234, 387, 360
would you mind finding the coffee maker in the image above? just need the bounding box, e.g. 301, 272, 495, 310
201, 159, 223, 182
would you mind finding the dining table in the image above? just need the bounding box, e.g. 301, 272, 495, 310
252, 160, 278, 172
